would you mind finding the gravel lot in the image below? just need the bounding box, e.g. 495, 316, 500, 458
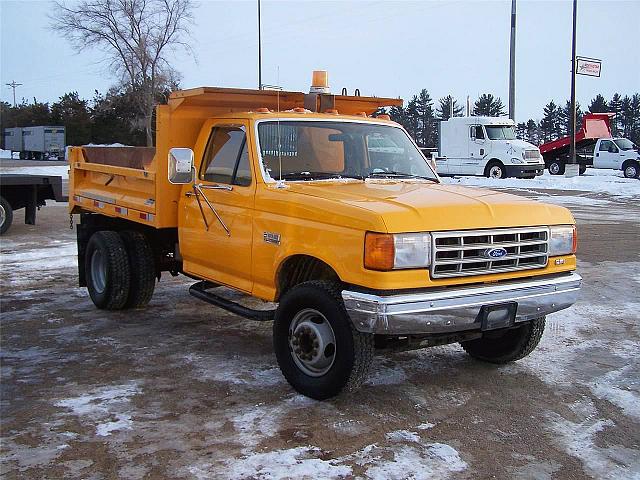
1, 187, 639, 479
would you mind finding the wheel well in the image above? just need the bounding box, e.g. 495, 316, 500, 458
276, 255, 340, 301
622, 159, 639, 170
484, 159, 503, 174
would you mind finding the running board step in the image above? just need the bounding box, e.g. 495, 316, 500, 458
189, 281, 275, 322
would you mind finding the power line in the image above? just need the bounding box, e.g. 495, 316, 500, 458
5, 80, 22, 107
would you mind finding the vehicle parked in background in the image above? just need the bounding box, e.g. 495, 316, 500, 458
0, 174, 66, 234
435, 117, 544, 179
2, 126, 66, 160
540, 112, 640, 178
68, 73, 581, 400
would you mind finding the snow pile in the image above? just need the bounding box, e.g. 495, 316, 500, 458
441, 169, 640, 198
0, 148, 18, 159
0, 165, 69, 178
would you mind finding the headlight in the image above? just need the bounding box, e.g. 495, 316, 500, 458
511, 157, 524, 164
364, 232, 431, 270
549, 225, 577, 256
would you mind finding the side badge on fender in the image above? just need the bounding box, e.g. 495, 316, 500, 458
264, 232, 281, 245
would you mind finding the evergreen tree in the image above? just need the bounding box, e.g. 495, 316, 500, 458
388, 105, 406, 126
405, 96, 420, 142
415, 89, 436, 147
540, 101, 561, 142
609, 93, 623, 136
525, 119, 540, 145
588, 94, 608, 113
473, 94, 506, 117
516, 122, 527, 139
436, 95, 463, 120
50, 92, 92, 146
558, 100, 583, 136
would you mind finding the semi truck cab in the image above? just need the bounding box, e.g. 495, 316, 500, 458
437, 117, 544, 179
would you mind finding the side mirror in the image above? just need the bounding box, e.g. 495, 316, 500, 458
168, 148, 194, 184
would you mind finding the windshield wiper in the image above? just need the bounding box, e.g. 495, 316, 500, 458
278, 171, 364, 181
366, 171, 438, 182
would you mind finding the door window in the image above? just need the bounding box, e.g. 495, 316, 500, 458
599, 140, 617, 153
200, 126, 252, 185
470, 126, 484, 140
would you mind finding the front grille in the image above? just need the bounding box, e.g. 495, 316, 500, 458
431, 227, 549, 278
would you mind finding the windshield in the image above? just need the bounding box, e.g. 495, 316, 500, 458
485, 125, 517, 140
614, 138, 637, 151
257, 120, 437, 181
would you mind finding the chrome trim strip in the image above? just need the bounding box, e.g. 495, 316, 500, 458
342, 272, 582, 334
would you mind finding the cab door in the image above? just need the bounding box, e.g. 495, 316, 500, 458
180, 122, 255, 293
594, 139, 619, 169
464, 125, 487, 175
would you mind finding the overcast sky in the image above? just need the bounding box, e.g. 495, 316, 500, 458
1, 0, 638, 121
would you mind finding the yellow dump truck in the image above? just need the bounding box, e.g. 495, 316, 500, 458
69, 73, 581, 399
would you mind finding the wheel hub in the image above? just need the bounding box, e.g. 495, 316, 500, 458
625, 165, 637, 178
490, 166, 502, 178
90, 249, 107, 294
289, 309, 336, 377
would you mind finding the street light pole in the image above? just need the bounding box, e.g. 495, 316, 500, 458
258, 0, 262, 90
569, 0, 578, 166
508, 0, 516, 121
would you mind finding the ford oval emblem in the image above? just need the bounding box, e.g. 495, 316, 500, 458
485, 247, 508, 259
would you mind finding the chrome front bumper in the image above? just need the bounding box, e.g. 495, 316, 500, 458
342, 272, 582, 335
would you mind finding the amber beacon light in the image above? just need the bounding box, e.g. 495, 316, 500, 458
310, 70, 330, 94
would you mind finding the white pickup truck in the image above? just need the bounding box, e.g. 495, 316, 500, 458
435, 117, 545, 179
582, 138, 639, 178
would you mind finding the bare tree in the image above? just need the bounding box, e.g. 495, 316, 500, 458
52, 0, 194, 146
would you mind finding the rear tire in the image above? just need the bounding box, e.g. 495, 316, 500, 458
273, 280, 374, 400
460, 317, 546, 364
0, 196, 13, 235
119, 230, 156, 308
579, 164, 587, 175
548, 160, 565, 175
85, 231, 130, 310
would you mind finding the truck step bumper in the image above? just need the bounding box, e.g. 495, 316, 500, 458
342, 272, 582, 335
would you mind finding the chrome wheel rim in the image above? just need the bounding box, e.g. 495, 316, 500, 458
289, 308, 336, 377
0, 204, 5, 228
625, 165, 637, 178
90, 249, 107, 294
549, 163, 560, 174
489, 166, 503, 179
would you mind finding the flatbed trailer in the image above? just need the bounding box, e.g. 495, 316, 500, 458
0, 174, 67, 234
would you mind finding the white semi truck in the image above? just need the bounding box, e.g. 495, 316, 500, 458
435, 117, 544, 179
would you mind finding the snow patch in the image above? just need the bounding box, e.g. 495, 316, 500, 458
441, 169, 640, 199
55, 382, 140, 437
0, 165, 69, 178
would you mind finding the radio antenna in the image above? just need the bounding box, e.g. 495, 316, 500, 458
277, 66, 282, 183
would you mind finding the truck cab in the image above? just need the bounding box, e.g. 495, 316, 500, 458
437, 117, 544, 179
593, 138, 639, 177
68, 73, 581, 400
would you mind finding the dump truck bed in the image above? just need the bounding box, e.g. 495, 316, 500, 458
539, 112, 614, 157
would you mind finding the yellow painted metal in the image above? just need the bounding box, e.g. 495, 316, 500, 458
69, 86, 578, 302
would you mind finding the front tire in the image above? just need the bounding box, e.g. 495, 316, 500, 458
0, 196, 14, 235
273, 281, 374, 400
623, 161, 639, 179
460, 317, 546, 364
548, 160, 565, 175
485, 161, 506, 179
85, 231, 130, 310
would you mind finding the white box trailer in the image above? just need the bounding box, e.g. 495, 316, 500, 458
21, 126, 66, 160
3, 128, 23, 152
436, 117, 544, 179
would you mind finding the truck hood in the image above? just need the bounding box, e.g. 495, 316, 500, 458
283, 180, 574, 232
505, 139, 538, 151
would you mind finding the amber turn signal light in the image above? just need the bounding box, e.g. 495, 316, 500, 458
364, 232, 395, 271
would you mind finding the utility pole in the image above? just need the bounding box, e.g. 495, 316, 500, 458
6, 80, 22, 107
508, 0, 516, 121
258, 0, 262, 90
569, 0, 578, 167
